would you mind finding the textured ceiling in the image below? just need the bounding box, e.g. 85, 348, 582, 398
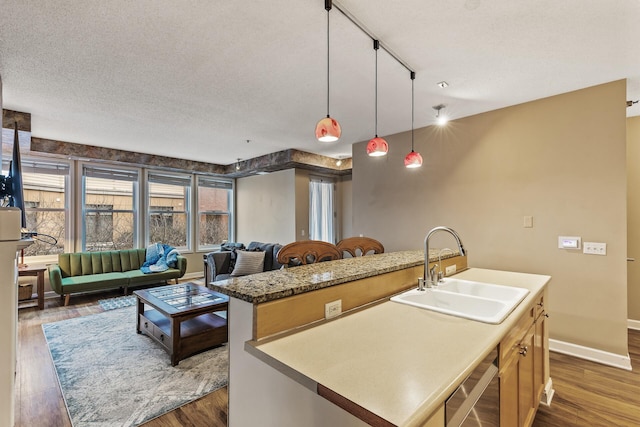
1, 0, 639, 166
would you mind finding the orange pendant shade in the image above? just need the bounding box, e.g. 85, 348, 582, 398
404, 150, 423, 168
315, 116, 341, 142
366, 137, 388, 156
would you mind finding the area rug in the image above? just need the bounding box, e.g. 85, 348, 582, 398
98, 295, 136, 311
42, 305, 228, 427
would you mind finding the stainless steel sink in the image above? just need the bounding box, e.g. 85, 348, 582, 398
390, 278, 529, 324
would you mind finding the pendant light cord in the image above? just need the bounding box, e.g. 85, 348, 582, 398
374, 40, 379, 136
411, 71, 415, 151
326, 3, 331, 118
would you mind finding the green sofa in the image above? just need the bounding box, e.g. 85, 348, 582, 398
49, 249, 187, 305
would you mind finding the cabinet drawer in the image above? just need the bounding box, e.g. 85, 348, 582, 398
140, 314, 154, 334
499, 303, 535, 368
139, 312, 171, 349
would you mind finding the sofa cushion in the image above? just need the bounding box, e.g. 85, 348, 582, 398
246, 242, 283, 271
231, 250, 266, 276
60, 272, 129, 293
125, 268, 182, 286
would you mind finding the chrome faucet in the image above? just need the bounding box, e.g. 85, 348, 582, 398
421, 226, 467, 290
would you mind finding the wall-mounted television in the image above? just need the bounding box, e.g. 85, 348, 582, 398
0, 122, 26, 229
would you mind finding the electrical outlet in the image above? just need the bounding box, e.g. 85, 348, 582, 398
445, 265, 456, 276
583, 242, 607, 256
325, 300, 342, 319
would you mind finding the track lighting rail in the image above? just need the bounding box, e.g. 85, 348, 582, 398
332, 1, 416, 74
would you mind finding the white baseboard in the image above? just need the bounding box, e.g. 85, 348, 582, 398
628, 319, 640, 331
539, 378, 554, 406
549, 339, 632, 371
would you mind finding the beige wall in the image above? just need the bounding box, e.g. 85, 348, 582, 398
236, 168, 352, 245
627, 116, 640, 321
295, 170, 310, 240
353, 80, 628, 356
236, 169, 297, 245
339, 175, 353, 240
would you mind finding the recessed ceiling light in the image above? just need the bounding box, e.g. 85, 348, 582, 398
437, 81, 449, 89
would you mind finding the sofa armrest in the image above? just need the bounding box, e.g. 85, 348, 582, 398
176, 255, 187, 278
203, 251, 232, 284
48, 264, 64, 295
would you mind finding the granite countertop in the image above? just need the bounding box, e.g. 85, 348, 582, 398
247, 268, 551, 426
209, 249, 459, 304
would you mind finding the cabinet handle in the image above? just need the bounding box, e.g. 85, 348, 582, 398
144, 322, 148, 328
537, 301, 544, 308
544, 313, 549, 318
519, 345, 528, 356
160, 334, 164, 342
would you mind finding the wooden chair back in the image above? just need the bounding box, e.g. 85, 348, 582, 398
337, 237, 384, 258
276, 240, 342, 266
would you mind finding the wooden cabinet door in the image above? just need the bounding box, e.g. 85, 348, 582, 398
518, 324, 536, 427
500, 354, 519, 427
499, 291, 549, 427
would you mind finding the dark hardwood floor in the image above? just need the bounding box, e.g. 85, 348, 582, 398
15, 289, 640, 427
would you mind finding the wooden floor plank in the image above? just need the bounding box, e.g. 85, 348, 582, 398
15, 287, 640, 427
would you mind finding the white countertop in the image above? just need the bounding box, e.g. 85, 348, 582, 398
247, 268, 550, 426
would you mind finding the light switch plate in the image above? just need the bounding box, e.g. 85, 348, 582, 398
584, 242, 606, 255
523, 216, 533, 228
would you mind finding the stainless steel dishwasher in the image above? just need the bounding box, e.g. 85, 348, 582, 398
445, 348, 500, 427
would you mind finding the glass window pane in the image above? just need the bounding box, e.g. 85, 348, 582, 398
196, 176, 232, 250
84, 211, 134, 251
198, 186, 229, 211
21, 163, 68, 256
83, 166, 138, 251
147, 173, 190, 249
85, 177, 134, 210
199, 213, 229, 246
149, 212, 187, 247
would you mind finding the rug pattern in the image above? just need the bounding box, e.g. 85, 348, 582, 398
42, 305, 228, 427
98, 295, 137, 311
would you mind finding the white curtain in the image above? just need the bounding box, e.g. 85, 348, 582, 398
309, 179, 334, 243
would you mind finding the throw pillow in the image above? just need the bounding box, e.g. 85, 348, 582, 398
231, 250, 266, 277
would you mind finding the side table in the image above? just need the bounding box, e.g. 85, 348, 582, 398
18, 264, 46, 310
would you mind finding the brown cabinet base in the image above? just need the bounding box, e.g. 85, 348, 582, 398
138, 309, 227, 366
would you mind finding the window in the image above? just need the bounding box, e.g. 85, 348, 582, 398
12, 154, 235, 258
309, 177, 335, 243
85, 204, 114, 250
197, 176, 233, 250
82, 166, 138, 251
147, 172, 191, 249
9, 158, 70, 256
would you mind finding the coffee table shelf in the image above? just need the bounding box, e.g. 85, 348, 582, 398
134, 283, 229, 366
140, 309, 227, 355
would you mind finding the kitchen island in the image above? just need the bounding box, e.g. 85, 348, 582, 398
210, 251, 551, 426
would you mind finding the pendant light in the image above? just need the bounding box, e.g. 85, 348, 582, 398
315, 0, 341, 143
404, 71, 422, 168
366, 40, 388, 157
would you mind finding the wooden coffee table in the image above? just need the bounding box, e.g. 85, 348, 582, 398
134, 283, 228, 366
